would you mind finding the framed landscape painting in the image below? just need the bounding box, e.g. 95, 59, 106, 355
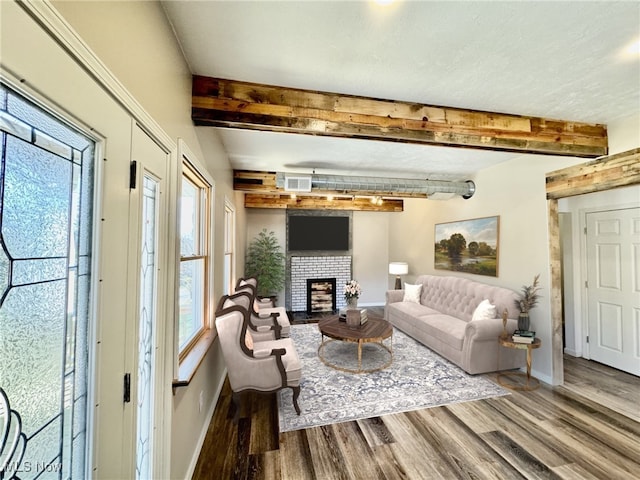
434, 216, 499, 277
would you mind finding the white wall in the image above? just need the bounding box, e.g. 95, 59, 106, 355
353, 211, 390, 305
559, 213, 577, 355
608, 112, 640, 154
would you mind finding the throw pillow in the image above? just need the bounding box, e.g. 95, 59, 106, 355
472, 299, 497, 321
403, 283, 422, 303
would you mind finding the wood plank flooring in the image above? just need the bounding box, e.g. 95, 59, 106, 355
193, 314, 640, 479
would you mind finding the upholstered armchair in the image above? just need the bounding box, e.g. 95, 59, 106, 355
236, 277, 275, 309
217, 291, 283, 341
215, 302, 302, 422
235, 279, 291, 337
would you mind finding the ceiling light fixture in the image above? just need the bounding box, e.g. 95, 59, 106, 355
626, 38, 640, 56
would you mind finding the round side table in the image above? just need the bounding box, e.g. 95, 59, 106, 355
497, 335, 542, 391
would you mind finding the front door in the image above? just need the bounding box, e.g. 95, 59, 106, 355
586, 207, 640, 375
0, 83, 95, 479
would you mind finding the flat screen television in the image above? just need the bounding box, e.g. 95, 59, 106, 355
288, 215, 350, 251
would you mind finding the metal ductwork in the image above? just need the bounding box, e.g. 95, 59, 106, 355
276, 173, 475, 199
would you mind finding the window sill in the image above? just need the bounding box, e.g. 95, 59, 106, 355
172, 328, 217, 393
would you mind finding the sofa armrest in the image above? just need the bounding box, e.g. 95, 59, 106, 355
464, 317, 517, 341
385, 289, 405, 304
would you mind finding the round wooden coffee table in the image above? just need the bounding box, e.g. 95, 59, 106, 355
317, 314, 393, 374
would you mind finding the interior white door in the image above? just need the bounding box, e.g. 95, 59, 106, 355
586, 207, 640, 375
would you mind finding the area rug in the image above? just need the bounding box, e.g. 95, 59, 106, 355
278, 323, 509, 432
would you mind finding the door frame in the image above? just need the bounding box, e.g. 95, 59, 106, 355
546, 147, 640, 384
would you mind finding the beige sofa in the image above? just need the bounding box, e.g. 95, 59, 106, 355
385, 274, 525, 374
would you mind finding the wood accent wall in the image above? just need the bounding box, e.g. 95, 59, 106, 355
193, 76, 608, 158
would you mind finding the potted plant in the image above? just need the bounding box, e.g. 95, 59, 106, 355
245, 229, 285, 302
515, 274, 541, 331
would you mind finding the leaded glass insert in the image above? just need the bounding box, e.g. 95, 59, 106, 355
0, 83, 93, 479
136, 174, 158, 480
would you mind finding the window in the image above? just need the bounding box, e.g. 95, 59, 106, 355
178, 160, 211, 357
223, 200, 235, 295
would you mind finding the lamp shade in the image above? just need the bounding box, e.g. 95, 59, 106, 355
389, 262, 409, 275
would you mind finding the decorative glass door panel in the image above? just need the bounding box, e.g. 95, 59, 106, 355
128, 125, 169, 479
0, 84, 93, 479
136, 174, 159, 480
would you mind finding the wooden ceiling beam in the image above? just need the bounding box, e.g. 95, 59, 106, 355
244, 194, 403, 212
193, 75, 608, 158
546, 147, 640, 199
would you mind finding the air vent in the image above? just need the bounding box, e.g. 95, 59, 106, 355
284, 175, 312, 192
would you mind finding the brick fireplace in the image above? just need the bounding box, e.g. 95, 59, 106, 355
288, 255, 351, 312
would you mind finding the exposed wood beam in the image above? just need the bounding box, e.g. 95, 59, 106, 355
234, 170, 280, 194
244, 194, 403, 212
193, 76, 608, 158
546, 147, 640, 199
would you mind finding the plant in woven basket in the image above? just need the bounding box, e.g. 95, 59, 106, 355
245, 229, 285, 298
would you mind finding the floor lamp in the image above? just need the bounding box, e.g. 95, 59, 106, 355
389, 262, 408, 290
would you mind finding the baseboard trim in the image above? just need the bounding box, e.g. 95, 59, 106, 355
564, 348, 580, 357
184, 367, 227, 480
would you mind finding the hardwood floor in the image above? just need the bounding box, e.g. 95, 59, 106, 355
193, 318, 640, 479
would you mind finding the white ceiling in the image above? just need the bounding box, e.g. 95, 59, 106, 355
162, 0, 640, 181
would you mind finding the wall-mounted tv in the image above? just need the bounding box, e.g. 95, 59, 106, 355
288, 215, 350, 251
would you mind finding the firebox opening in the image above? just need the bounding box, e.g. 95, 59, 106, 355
307, 278, 337, 314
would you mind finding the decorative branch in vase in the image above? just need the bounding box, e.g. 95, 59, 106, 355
515, 274, 541, 331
